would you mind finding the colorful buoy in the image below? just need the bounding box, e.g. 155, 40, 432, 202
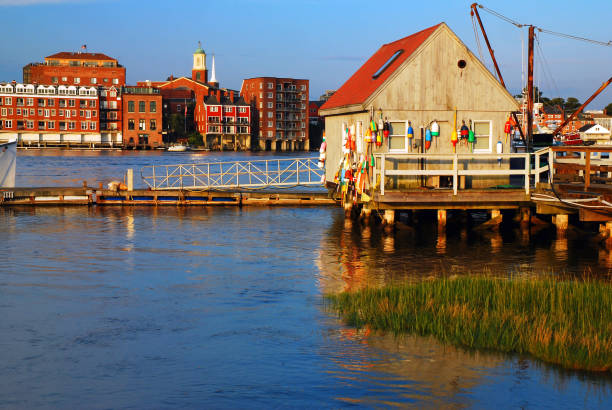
425, 128, 432, 150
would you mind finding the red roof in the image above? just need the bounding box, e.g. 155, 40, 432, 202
45, 52, 116, 61
321, 23, 441, 111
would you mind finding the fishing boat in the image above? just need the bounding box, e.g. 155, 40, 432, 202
167, 144, 189, 152
0, 137, 17, 188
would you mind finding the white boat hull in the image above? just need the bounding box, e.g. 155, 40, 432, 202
0, 137, 17, 188
167, 145, 189, 152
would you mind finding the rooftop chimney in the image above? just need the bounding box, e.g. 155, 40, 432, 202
230, 90, 234, 102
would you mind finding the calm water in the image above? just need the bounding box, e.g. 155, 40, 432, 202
1, 151, 611, 408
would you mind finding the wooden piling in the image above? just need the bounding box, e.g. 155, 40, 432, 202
555, 214, 569, 235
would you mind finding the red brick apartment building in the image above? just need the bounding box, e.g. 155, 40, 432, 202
121, 87, 163, 147
241, 77, 309, 151
0, 82, 101, 147
23, 52, 126, 87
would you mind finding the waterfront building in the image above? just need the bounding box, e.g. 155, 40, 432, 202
0, 82, 102, 147
121, 86, 163, 147
319, 23, 519, 188
23, 51, 126, 87
240, 77, 309, 151
99, 86, 122, 146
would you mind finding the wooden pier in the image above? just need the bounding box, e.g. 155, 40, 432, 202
0, 187, 336, 207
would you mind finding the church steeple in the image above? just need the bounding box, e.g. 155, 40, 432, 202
208, 54, 218, 88
192, 41, 208, 83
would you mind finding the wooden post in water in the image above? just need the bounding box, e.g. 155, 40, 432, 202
382, 210, 395, 231
437, 209, 447, 229
554, 214, 569, 235
127, 169, 134, 191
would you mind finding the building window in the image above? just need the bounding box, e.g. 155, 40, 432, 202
37, 98, 45, 106
30, 109, 34, 115
150, 119, 156, 130
138, 101, 145, 113
239, 107, 246, 113
90, 122, 96, 130
267, 82, 273, 89
38, 109, 43, 116
267, 102, 273, 108
210, 106, 219, 112
91, 78, 97, 84
27, 98, 34, 106
300, 85, 306, 91
38, 121, 45, 129
0, 108, 5, 116
16, 108, 21, 115
176, 104, 181, 113
81, 121, 87, 129
128, 101, 135, 113
52, 77, 58, 84
48, 121, 54, 129
267, 121, 273, 127
150, 101, 156, 113
74, 78, 80, 84
139, 119, 146, 130
473, 120, 493, 153
128, 119, 135, 130
267, 92, 273, 98
71, 109, 76, 116
79, 110, 84, 117
69, 121, 76, 130
90, 100, 96, 108
267, 112, 273, 118
48, 99, 55, 107
86, 111, 91, 118
69, 99, 75, 107
268, 130, 274, 137
387, 121, 408, 153
62, 76, 67, 82
59, 109, 64, 116
113, 78, 119, 84
26, 120, 34, 129
4, 97, 11, 105
259, 92, 263, 98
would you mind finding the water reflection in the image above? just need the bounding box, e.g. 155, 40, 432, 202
317, 210, 612, 295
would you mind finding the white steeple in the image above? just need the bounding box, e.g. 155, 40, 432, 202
209, 54, 217, 84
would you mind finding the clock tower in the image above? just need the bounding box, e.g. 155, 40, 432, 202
192, 41, 208, 83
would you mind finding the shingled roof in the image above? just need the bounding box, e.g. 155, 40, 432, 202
320, 23, 441, 112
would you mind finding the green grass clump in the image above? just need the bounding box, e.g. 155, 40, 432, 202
326, 276, 612, 372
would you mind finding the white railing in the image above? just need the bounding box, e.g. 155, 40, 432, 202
141, 157, 324, 190
375, 149, 555, 196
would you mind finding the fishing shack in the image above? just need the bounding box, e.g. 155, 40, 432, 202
319, 23, 521, 210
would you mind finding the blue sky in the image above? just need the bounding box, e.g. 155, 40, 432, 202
1, 0, 611, 108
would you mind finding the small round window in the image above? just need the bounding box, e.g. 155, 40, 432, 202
457, 60, 467, 69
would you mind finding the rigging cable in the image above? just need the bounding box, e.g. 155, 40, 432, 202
475, 4, 612, 47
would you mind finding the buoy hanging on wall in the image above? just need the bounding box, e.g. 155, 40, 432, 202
451, 108, 458, 153
406, 121, 414, 152
425, 128, 432, 150
497, 138, 503, 166
383, 117, 390, 139
431, 120, 439, 147
504, 117, 512, 143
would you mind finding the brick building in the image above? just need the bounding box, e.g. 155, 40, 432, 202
121, 86, 163, 147
23, 51, 126, 87
0, 82, 101, 147
99, 86, 122, 146
140, 44, 251, 150
240, 77, 309, 151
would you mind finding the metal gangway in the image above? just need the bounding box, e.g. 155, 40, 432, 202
141, 157, 325, 190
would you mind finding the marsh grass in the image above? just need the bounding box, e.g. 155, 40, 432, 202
326, 275, 612, 372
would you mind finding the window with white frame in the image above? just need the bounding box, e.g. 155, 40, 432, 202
473, 120, 492, 153
239, 107, 246, 113
5, 120, 11, 128
388, 121, 408, 152
267, 92, 273, 98
267, 82, 273, 89
267, 121, 273, 127
267, 112, 273, 118
74, 78, 80, 84
267, 102, 273, 108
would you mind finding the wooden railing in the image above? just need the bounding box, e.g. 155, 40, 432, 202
375, 146, 612, 196
375, 149, 554, 196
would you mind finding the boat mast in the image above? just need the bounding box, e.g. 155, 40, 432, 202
526, 25, 535, 149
